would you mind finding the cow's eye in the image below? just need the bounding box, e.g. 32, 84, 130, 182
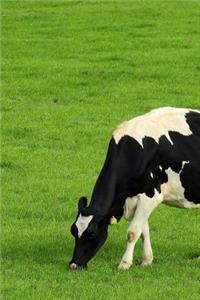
70, 223, 77, 237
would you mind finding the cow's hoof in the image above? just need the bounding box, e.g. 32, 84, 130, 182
141, 255, 153, 266
118, 260, 132, 270
141, 260, 153, 266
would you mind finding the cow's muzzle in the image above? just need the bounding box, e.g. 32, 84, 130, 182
69, 262, 87, 271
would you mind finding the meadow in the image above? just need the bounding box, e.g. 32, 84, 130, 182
1, 0, 200, 299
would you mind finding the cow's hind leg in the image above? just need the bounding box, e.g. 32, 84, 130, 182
118, 191, 163, 270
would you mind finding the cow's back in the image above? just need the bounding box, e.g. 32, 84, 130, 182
113, 107, 199, 145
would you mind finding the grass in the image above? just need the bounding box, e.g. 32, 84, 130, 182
1, 0, 200, 299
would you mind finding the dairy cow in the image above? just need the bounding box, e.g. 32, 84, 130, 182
69, 107, 200, 270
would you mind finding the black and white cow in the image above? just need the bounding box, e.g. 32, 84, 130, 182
69, 107, 200, 270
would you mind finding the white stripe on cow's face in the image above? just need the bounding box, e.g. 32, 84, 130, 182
75, 214, 94, 238
113, 107, 193, 146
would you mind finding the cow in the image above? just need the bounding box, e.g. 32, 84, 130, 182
69, 107, 200, 270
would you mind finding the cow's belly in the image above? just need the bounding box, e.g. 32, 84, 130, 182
161, 168, 200, 209
123, 196, 138, 221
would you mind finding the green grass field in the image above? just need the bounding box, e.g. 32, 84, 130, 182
1, 0, 200, 299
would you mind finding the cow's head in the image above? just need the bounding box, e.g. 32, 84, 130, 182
69, 197, 109, 270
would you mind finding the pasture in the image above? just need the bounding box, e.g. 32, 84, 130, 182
1, 0, 200, 299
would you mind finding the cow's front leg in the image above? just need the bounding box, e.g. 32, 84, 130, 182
118, 225, 141, 270
118, 191, 163, 270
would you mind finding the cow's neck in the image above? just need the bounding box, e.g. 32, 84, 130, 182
88, 172, 134, 219
88, 138, 136, 218
88, 139, 118, 216
89, 171, 117, 217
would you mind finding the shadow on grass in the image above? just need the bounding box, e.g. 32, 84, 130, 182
0, 161, 15, 169
2, 232, 126, 271
2, 235, 74, 270
3, 227, 198, 272
186, 253, 200, 260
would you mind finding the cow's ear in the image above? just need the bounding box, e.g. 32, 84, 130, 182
78, 196, 87, 210
78, 196, 95, 216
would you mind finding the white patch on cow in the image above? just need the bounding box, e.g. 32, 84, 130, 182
161, 167, 200, 208
150, 172, 153, 179
165, 132, 174, 145
75, 214, 94, 238
123, 196, 138, 221
181, 160, 189, 171
159, 165, 162, 171
113, 107, 194, 146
